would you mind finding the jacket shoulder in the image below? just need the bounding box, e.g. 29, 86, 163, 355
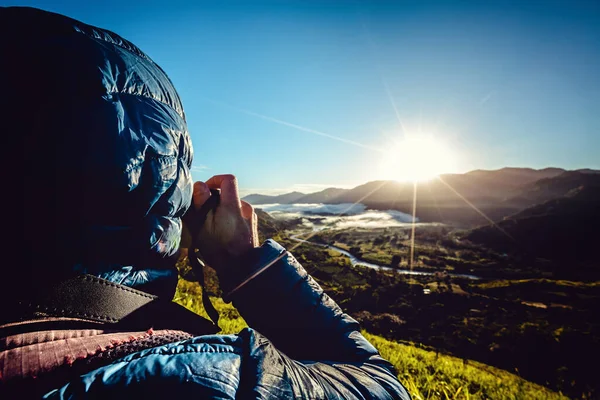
44, 334, 246, 399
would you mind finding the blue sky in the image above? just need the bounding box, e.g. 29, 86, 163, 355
12, 0, 600, 194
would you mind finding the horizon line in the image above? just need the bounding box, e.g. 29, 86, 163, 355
239, 166, 598, 198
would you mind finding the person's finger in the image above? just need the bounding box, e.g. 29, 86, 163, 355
193, 181, 211, 210
206, 174, 241, 208
241, 200, 253, 220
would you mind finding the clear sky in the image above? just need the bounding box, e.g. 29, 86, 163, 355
11, 0, 600, 195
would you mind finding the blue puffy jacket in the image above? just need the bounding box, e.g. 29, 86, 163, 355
3, 7, 410, 399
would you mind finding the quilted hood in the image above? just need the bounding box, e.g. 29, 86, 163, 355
6, 7, 193, 298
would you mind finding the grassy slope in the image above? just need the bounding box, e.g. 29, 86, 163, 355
174, 278, 566, 400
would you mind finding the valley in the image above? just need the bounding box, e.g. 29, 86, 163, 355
269, 223, 599, 399
241, 168, 600, 398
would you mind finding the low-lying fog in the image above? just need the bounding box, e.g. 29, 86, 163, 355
256, 203, 434, 229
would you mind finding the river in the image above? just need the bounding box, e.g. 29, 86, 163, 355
291, 235, 480, 280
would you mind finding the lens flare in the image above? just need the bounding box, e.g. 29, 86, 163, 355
378, 135, 457, 182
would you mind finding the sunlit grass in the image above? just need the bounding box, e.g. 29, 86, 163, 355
174, 278, 566, 399
363, 332, 566, 400
174, 277, 247, 334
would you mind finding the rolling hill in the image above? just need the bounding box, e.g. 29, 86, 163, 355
504, 170, 600, 208
244, 167, 598, 227
244, 168, 570, 207
466, 182, 600, 271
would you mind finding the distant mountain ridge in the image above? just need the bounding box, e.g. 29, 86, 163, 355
243, 168, 599, 227
243, 191, 305, 205
243, 167, 575, 205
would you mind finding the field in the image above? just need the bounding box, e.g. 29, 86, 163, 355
306, 226, 560, 280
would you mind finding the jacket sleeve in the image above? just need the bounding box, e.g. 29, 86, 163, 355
221, 239, 411, 399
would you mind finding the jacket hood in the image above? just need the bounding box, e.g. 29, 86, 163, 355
5, 7, 193, 299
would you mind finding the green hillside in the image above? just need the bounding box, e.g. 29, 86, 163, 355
174, 278, 566, 400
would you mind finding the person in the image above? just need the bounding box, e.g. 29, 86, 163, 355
1, 6, 410, 399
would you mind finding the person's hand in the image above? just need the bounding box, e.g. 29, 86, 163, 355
192, 174, 259, 273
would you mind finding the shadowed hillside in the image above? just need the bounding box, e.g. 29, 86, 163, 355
467, 184, 600, 278
505, 170, 600, 208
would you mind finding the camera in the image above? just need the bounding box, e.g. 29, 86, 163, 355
181, 189, 221, 249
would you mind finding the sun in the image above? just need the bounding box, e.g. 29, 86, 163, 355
378, 135, 457, 182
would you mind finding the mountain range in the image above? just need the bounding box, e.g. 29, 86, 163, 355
243, 168, 600, 227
